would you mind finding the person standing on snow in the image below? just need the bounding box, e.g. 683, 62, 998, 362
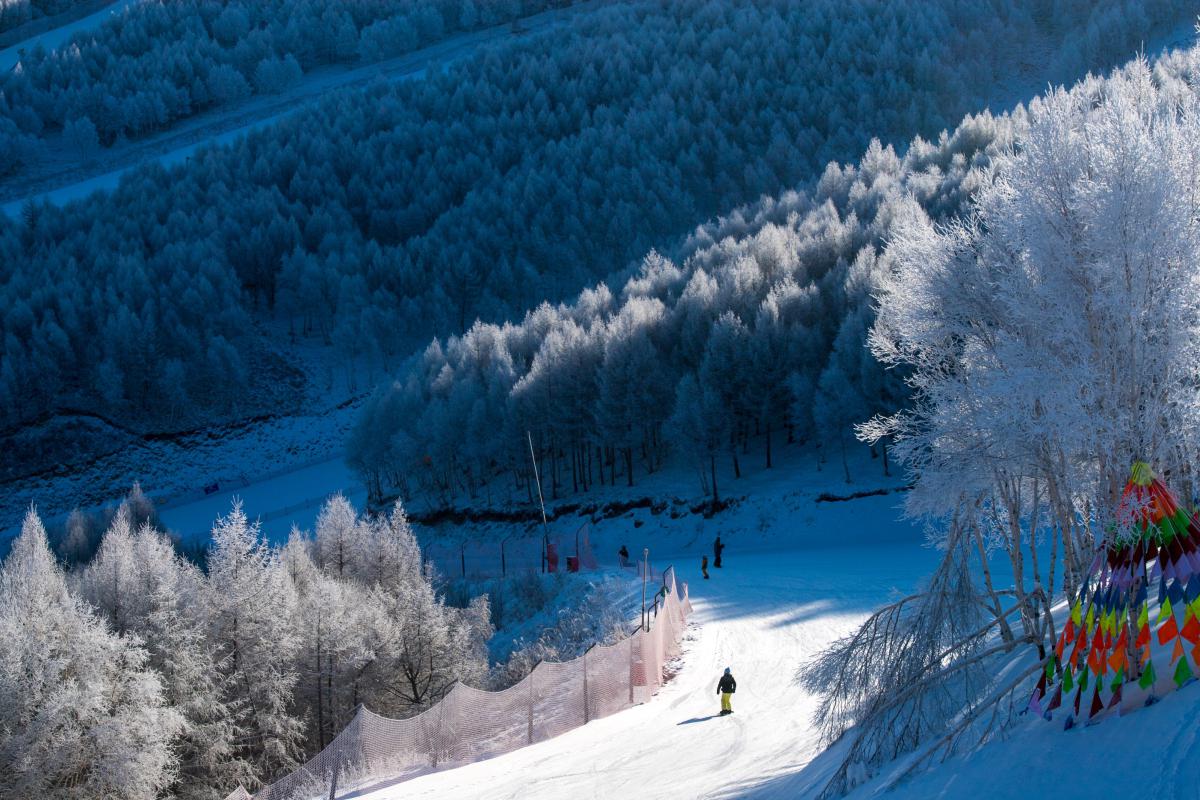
701, 555, 709, 579
618, 544, 630, 567
717, 667, 736, 715
713, 535, 725, 568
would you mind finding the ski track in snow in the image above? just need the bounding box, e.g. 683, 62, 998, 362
325, 455, 1200, 800
0, 0, 610, 217
349, 541, 938, 800
345, 539, 1200, 800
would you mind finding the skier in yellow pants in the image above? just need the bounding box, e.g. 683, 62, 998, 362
717, 667, 736, 715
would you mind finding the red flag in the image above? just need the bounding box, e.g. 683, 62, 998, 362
1180, 614, 1200, 645
1159, 615, 1179, 646
1135, 623, 1150, 649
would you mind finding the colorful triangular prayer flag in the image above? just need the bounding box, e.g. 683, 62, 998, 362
1173, 655, 1194, 688
1138, 659, 1157, 690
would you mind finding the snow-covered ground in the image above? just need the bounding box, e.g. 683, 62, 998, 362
352, 492, 938, 800
157, 455, 365, 544
0, 0, 609, 217
842, 683, 1200, 800
0, 384, 366, 540
311, 445, 1200, 800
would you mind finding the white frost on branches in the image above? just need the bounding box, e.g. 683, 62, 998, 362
0, 511, 181, 799
812, 58, 1200, 797
865, 58, 1200, 549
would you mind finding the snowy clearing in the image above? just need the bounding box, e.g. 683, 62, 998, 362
842, 680, 1200, 800
157, 455, 365, 545
157, 453, 364, 546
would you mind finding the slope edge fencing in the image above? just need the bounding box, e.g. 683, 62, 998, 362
422, 522, 601, 579
223, 566, 692, 800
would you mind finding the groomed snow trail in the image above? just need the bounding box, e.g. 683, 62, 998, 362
353, 542, 937, 800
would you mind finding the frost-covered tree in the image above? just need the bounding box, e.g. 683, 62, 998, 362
0, 511, 181, 799
78, 510, 250, 799
60, 506, 94, 566
668, 374, 729, 501
63, 114, 98, 157
281, 532, 375, 750
596, 298, 673, 482
865, 59, 1200, 588
313, 492, 362, 577
203, 502, 304, 785
367, 507, 491, 712
355, 500, 423, 589
807, 59, 1200, 797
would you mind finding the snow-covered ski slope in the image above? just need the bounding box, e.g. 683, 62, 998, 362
346, 449, 1200, 800
354, 542, 937, 800
332, 459, 934, 800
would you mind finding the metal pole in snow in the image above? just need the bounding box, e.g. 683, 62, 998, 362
528, 431, 550, 573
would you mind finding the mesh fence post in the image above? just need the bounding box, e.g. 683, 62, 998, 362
431, 699, 442, 769
627, 635, 634, 705
527, 666, 535, 745
582, 646, 590, 724
327, 761, 339, 800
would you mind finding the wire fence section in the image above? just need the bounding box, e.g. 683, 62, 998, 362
225, 566, 692, 800
422, 522, 600, 579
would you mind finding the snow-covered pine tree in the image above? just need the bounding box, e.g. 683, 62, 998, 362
281, 531, 375, 750
203, 502, 304, 787
0, 511, 181, 799
61, 506, 94, 566
356, 500, 423, 589
314, 493, 361, 577
362, 501, 491, 713
78, 510, 251, 799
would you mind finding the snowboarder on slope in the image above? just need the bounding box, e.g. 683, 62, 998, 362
701, 555, 709, 579
717, 667, 736, 715
619, 544, 630, 568
713, 536, 724, 568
